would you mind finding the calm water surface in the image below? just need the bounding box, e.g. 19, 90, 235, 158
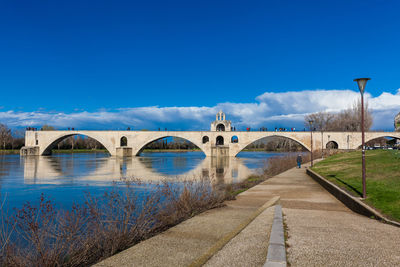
0, 151, 287, 210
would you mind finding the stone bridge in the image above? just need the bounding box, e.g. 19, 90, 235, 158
21, 129, 400, 157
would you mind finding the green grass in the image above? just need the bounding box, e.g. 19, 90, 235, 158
312, 150, 400, 221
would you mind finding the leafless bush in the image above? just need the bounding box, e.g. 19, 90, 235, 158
0, 179, 225, 266
0, 151, 343, 266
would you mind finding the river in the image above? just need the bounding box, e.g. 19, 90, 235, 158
0, 151, 288, 210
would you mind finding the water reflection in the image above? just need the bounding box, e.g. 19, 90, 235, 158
22, 153, 257, 185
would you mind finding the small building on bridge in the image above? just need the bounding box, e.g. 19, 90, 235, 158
210, 111, 232, 132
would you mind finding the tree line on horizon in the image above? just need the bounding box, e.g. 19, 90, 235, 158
304, 101, 373, 132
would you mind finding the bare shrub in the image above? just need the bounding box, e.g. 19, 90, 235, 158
0, 151, 342, 266
0, 179, 225, 266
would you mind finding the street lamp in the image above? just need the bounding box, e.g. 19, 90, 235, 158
309, 120, 314, 167
354, 77, 370, 199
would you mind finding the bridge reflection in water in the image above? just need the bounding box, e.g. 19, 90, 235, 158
23, 154, 257, 186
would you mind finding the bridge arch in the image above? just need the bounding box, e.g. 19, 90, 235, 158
231, 135, 238, 143
120, 136, 128, 147
326, 141, 339, 149
41, 132, 113, 156
232, 134, 310, 157
216, 136, 224, 146
216, 124, 225, 131
363, 135, 400, 149
134, 135, 206, 156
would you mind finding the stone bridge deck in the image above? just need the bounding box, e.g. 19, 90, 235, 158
21, 130, 400, 157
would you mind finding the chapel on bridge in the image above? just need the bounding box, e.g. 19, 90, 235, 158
210, 111, 232, 131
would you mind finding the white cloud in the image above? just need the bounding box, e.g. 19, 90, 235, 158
1, 89, 400, 131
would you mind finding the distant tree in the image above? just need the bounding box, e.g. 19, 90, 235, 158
41, 125, 55, 131
395, 112, 400, 132
366, 137, 387, 147
304, 112, 335, 131
11, 129, 25, 149
304, 101, 373, 131
0, 124, 12, 149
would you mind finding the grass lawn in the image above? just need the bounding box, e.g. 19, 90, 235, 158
312, 150, 400, 222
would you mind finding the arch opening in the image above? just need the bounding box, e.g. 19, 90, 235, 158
120, 136, 128, 147
231, 135, 238, 143
326, 141, 339, 149
364, 136, 400, 150
216, 136, 224, 146
136, 136, 205, 156
202, 136, 209, 144
42, 134, 109, 156
216, 124, 225, 131
236, 135, 309, 157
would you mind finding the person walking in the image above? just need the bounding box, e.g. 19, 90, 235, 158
296, 154, 302, 168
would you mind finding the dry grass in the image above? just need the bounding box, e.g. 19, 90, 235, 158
0, 150, 341, 266
0, 179, 225, 266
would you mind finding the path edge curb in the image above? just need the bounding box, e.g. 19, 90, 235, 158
188, 196, 281, 267
307, 168, 400, 228
263, 205, 287, 267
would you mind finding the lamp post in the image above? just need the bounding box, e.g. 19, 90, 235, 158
309, 120, 314, 167
321, 130, 324, 159
354, 77, 370, 199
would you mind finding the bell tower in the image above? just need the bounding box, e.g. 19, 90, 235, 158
211, 111, 232, 132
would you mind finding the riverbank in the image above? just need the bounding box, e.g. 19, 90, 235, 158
0, 149, 20, 154
141, 148, 201, 153
97, 158, 400, 266
52, 149, 107, 153
311, 150, 400, 222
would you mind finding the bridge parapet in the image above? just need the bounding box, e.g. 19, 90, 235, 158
21, 130, 400, 157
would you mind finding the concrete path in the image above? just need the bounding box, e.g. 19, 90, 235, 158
96, 163, 400, 266
275, 165, 400, 266
256, 163, 400, 266
95, 184, 279, 267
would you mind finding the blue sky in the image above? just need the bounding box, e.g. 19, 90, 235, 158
1, 0, 400, 130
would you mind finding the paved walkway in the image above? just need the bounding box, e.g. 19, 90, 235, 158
96, 164, 400, 266
276, 166, 400, 266
96, 183, 279, 266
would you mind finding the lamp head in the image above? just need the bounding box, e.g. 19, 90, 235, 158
353, 78, 371, 95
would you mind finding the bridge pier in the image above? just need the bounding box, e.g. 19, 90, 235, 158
20, 146, 40, 156
211, 146, 229, 157
116, 147, 133, 157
